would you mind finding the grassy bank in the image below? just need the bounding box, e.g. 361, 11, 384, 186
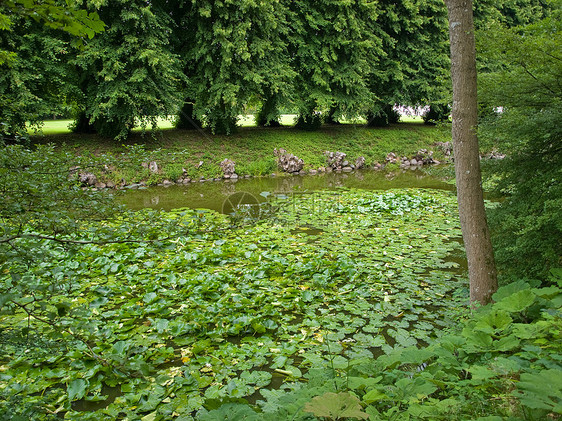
30, 119, 451, 186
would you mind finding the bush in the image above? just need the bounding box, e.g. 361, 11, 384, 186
423, 103, 450, 125
479, 12, 562, 282
366, 104, 400, 127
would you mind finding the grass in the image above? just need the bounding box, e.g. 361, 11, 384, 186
32, 114, 424, 135
29, 114, 449, 185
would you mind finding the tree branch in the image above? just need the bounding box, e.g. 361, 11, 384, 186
10, 300, 110, 366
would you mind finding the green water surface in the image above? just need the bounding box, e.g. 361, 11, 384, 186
120, 168, 454, 212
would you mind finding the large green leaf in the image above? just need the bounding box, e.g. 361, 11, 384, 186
304, 392, 369, 420
67, 378, 88, 401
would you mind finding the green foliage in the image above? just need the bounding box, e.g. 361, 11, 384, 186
0, 0, 104, 40
180, 0, 294, 135
288, 0, 382, 122
72, 0, 185, 139
304, 392, 369, 420
366, 105, 401, 127
204, 277, 562, 420
256, 93, 282, 127
366, 0, 450, 114
0, 0, 104, 140
0, 20, 77, 140
478, 8, 562, 281
423, 104, 451, 125
1, 174, 471, 419
0, 0, 103, 70
473, 0, 553, 29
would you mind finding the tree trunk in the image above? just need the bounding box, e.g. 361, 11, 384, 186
444, 0, 498, 305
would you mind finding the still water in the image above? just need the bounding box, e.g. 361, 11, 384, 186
119, 168, 454, 213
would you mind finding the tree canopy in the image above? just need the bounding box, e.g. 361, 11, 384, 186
0, 0, 555, 139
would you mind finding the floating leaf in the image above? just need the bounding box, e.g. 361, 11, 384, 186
67, 378, 88, 401
304, 392, 369, 420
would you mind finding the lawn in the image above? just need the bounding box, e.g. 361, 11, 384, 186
28, 115, 449, 185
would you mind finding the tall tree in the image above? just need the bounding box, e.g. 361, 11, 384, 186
0, 20, 79, 139
72, 0, 184, 139
288, 0, 383, 128
444, 0, 498, 305
0, 0, 103, 140
179, 0, 294, 134
363, 0, 450, 126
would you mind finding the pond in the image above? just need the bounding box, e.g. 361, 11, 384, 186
2, 167, 470, 420
119, 168, 454, 213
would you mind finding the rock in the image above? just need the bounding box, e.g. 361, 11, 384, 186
318, 167, 326, 172
309, 169, 317, 175
342, 166, 353, 172
106, 181, 115, 189
299, 170, 307, 175
148, 161, 159, 173
274, 148, 304, 173
244, 175, 251, 178
162, 180, 174, 186
230, 173, 239, 179
355, 156, 366, 169
182, 179, 190, 184
94, 182, 106, 189
220, 159, 236, 177
410, 158, 418, 166
324, 151, 347, 170
385, 152, 398, 164
79, 172, 97, 186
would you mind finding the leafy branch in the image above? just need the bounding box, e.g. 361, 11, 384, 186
9, 299, 109, 366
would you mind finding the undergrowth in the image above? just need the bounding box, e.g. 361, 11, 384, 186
200, 273, 562, 420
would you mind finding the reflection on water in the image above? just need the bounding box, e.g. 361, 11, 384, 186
119, 168, 454, 213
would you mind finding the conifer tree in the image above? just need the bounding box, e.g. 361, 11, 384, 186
72, 0, 184, 139
177, 0, 294, 134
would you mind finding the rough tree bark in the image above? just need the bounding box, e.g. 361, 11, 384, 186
444, 0, 498, 305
